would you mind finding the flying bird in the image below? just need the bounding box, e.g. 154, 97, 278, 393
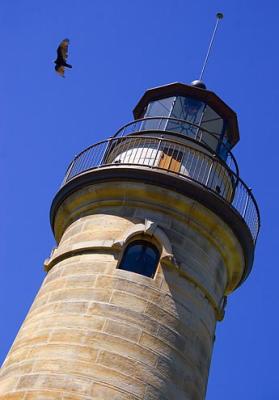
54, 38, 72, 77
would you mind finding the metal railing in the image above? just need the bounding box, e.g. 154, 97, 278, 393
62, 135, 260, 242
113, 117, 238, 173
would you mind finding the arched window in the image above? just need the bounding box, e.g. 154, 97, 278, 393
119, 240, 160, 278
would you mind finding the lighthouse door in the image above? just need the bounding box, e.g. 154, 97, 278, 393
159, 148, 183, 173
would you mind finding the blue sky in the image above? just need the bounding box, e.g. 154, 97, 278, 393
0, 1, 277, 398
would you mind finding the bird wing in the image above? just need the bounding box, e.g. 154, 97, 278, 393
55, 64, 65, 77
57, 38, 70, 62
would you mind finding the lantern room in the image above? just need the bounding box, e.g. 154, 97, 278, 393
133, 81, 239, 161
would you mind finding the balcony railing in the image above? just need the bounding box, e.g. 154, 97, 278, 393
62, 135, 260, 243
113, 117, 238, 173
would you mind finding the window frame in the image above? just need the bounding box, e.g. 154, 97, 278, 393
117, 235, 161, 279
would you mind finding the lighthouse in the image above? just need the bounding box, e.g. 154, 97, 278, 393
0, 80, 260, 399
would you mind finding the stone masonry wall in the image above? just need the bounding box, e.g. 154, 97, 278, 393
0, 181, 241, 400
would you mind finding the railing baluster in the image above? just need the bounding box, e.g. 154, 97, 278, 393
242, 188, 251, 219
205, 159, 214, 186
153, 137, 162, 168
98, 138, 111, 166
62, 160, 74, 185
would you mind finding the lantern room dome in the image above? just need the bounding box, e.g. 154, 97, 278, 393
191, 79, 207, 89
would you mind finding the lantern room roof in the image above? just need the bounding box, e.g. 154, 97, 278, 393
133, 82, 240, 146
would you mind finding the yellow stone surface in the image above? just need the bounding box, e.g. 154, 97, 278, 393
0, 180, 245, 399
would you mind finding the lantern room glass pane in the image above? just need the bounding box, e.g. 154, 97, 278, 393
119, 240, 160, 278
145, 97, 175, 117
172, 96, 205, 123
201, 106, 223, 134
167, 96, 205, 137
218, 133, 232, 161
142, 97, 175, 130
199, 106, 224, 151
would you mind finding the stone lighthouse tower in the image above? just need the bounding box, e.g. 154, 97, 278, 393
0, 80, 260, 399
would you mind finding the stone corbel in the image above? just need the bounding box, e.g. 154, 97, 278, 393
160, 253, 179, 269
111, 240, 124, 250
43, 246, 58, 271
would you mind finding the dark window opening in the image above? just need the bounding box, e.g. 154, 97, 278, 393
119, 240, 160, 278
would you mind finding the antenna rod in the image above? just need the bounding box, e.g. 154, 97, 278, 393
199, 12, 224, 81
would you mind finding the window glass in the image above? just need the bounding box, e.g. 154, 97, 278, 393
218, 133, 232, 161
167, 96, 205, 138
172, 96, 205, 122
145, 97, 175, 117
142, 97, 175, 131
199, 106, 224, 151
119, 240, 160, 278
201, 106, 223, 134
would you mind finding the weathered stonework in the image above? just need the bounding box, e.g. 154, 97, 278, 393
0, 180, 245, 399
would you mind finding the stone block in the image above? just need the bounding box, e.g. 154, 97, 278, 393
29, 293, 50, 310
182, 377, 204, 400
66, 230, 123, 243
40, 278, 68, 294
91, 382, 135, 399
16, 374, 38, 390
110, 291, 147, 313
55, 256, 82, 268
144, 386, 168, 400
157, 325, 187, 354
0, 393, 27, 400
17, 373, 93, 396
98, 350, 168, 392
53, 300, 89, 315
0, 375, 20, 394
60, 261, 114, 277
96, 275, 161, 301
3, 348, 31, 369
88, 302, 159, 335
28, 343, 98, 364
103, 320, 141, 342
139, 332, 174, 358
62, 396, 89, 400
49, 288, 112, 304
60, 221, 85, 243
48, 329, 87, 345
10, 332, 50, 353
44, 267, 62, 284
84, 331, 158, 367
94, 366, 145, 398
64, 274, 97, 289
24, 391, 63, 399
23, 300, 91, 329
32, 359, 101, 382
42, 314, 105, 333
144, 302, 181, 329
